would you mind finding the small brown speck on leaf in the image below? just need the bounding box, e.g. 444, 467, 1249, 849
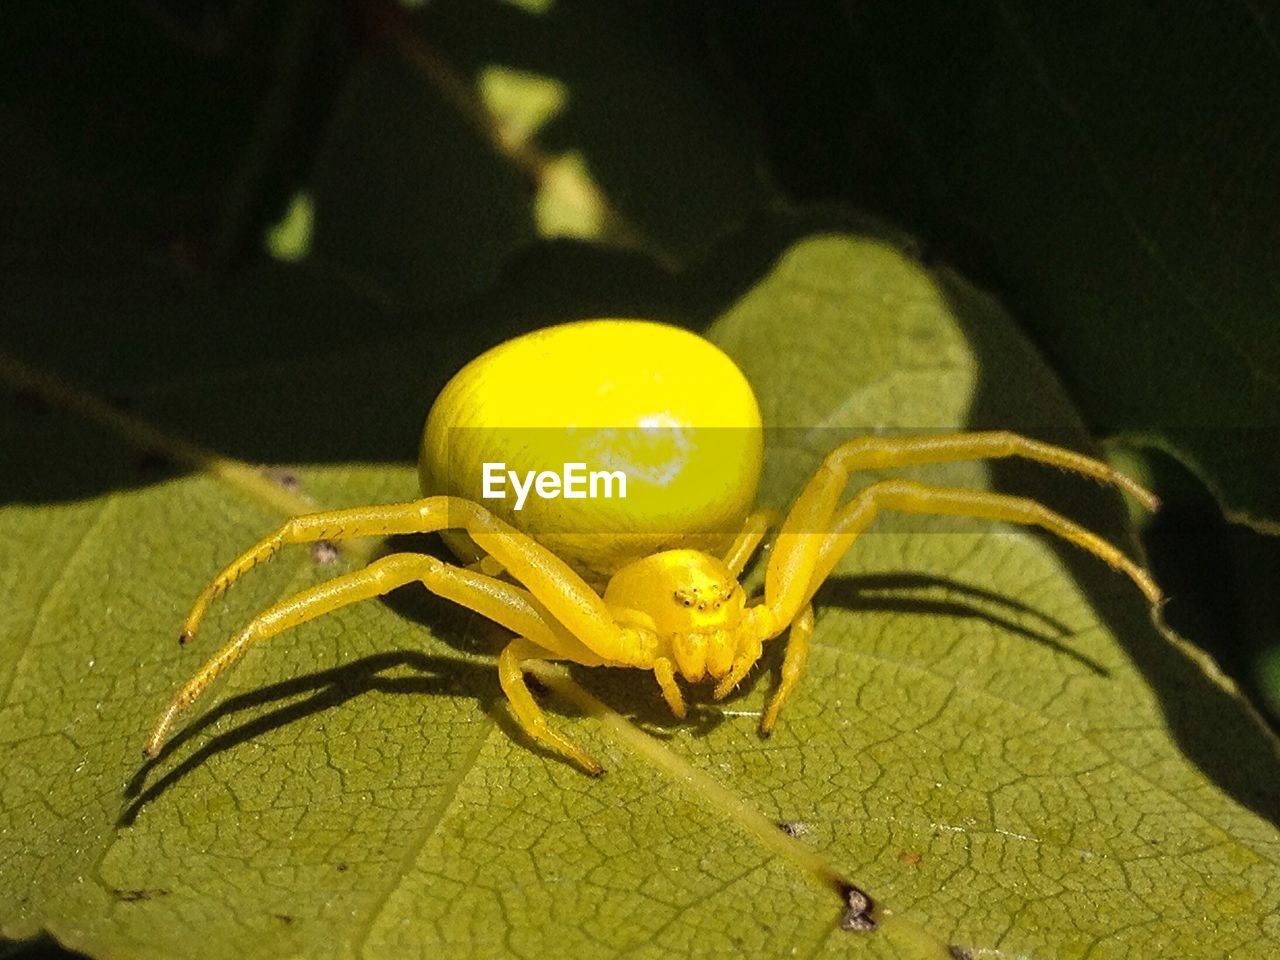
836, 882, 876, 932
113, 888, 170, 903
264, 467, 302, 492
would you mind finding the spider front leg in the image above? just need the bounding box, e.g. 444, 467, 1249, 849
744, 477, 1160, 737
180, 496, 654, 670
800, 478, 1160, 608
745, 435, 1162, 736
763, 431, 1161, 626
145, 550, 608, 773
178, 501, 451, 646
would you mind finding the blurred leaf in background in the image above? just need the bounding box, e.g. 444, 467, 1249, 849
702, 0, 1280, 729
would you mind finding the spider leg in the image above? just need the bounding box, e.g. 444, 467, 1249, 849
180, 499, 461, 645
181, 497, 651, 670
721, 508, 779, 577
825, 431, 1158, 509
742, 479, 1157, 737
145, 551, 604, 763
763, 433, 1160, 628
712, 632, 764, 701
795, 478, 1161, 618
499, 637, 604, 775
760, 603, 813, 735
652, 657, 686, 718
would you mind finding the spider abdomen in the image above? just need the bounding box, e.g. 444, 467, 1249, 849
419, 320, 764, 582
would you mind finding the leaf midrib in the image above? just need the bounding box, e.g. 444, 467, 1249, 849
349, 712, 498, 958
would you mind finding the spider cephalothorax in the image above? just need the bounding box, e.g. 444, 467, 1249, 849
604, 549, 754, 690
145, 320, 1161, 775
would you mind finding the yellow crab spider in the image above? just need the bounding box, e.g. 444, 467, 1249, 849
144, 320, 1161, 775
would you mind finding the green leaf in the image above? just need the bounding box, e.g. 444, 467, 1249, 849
3, 229, 1278, 960
721, 1, 1280, 532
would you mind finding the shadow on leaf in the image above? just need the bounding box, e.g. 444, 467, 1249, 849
940, 270, 1280, 826
121, 650, 497, 825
